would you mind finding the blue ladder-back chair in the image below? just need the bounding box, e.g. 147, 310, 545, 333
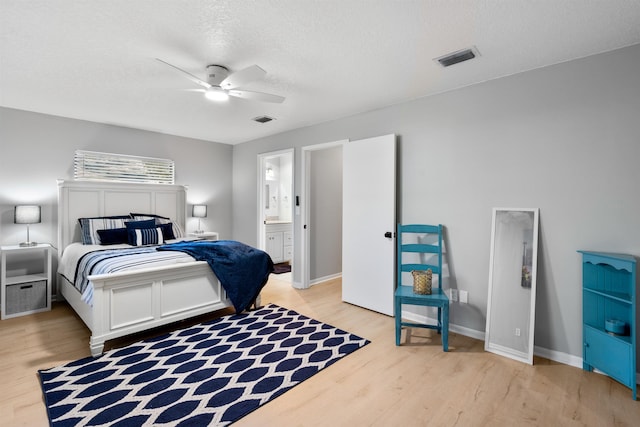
394, 224, 449, 351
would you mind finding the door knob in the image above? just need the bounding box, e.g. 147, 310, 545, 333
384, 231, 392, 238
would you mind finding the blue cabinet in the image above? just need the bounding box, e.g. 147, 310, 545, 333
579, 251, 636, 400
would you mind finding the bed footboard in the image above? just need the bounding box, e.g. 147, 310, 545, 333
62, 261, 230, 356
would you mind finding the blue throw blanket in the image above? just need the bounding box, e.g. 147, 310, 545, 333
157, 240, 274, 313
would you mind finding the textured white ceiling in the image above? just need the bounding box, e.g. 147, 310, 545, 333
2, 1, 640, 145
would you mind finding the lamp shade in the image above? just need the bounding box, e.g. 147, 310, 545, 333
14, 205, 41, 224
192, 205, 207, 218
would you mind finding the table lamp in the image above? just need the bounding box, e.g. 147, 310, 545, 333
14, 205, 41, 247
192, 205, 207, 234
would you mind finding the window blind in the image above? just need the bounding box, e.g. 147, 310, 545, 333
74, 150, 175, 184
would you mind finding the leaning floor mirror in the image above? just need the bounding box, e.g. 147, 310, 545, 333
485, 208, 540, 364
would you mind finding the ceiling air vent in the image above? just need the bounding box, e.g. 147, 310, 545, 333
434, 46, 480, 68
253, 116, 275, 123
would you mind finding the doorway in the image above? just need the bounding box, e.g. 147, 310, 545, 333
300, 140, 346, 289
257, 149, 294, 282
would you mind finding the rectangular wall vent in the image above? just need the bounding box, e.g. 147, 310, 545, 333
434, 46, 480, 68
253, 116, 275, 123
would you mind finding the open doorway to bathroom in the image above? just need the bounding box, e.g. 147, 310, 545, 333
257, 149, 294, 282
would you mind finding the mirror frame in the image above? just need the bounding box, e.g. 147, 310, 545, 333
485, 207, 540, 364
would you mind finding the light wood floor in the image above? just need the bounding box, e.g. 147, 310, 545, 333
1, 274, 639, 426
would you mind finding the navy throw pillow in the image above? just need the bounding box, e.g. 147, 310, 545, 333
159, 223, 175, 240
127, 227, 164, 246
96, 228, 128, 245
125, 219, 156, 230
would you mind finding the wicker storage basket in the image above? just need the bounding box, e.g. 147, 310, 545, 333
412, 269, 432, 295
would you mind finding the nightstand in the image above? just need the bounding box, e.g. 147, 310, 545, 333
1, 244, 52, 319
189, 232, 219, 241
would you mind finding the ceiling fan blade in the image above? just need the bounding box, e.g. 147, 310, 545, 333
156, 58, 211, 89
220, 65, 266, 89
228, 89, 285, 103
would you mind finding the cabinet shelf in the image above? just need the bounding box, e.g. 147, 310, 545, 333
584, 323, 632, 344
583, 287, 632, 304
6, 273, 49, 286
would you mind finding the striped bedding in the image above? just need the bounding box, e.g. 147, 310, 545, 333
59, 243, 195, 306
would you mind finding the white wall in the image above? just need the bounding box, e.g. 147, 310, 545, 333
310, 146, 343, 280
232, 44, 640, 362
0, 108, 233, 291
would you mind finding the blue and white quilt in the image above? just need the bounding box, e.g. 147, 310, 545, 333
71, 245, 194, 305
64, 240, 274, 313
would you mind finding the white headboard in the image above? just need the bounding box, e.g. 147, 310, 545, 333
57, 180, 187, 255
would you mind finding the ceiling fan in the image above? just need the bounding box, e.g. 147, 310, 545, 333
156, 58, 285, 103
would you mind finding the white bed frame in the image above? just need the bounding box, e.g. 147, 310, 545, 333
57, 180, 231, 356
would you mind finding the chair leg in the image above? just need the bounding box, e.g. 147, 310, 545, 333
442, 303, 449, 352
395, 297, 401, 346
436, 307, 442, 334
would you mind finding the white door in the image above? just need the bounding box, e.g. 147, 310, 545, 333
342, 134, 396, 315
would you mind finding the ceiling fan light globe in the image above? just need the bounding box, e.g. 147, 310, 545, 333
205, 88, 229, 102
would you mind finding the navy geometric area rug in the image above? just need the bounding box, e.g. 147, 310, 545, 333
39, 304, 369, 426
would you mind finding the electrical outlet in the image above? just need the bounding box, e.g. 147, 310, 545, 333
515, 328, 521, 337
459, 290, 468, 304
450, 289, 458, 302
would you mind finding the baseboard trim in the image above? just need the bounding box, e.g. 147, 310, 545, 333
310, 273, 342, 287
400, 308, 640, 383
403, 311, 486, 342
292, 273, 342, 290
533, 345, 583, 369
